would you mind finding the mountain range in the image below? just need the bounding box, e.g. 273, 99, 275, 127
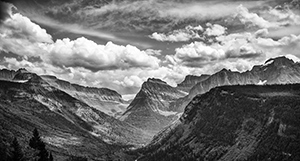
1, 56, 300, 160
0, 68, 150, 160
137, 84, 300, 160
121, 56, 300, 137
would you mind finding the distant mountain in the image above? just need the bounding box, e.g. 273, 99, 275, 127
0, 68, 129, 118
0, 68, 150, 159
120, 56, 300, 136
138, 84, 300, 161
120, 78, 186, 135
177, 56, 300, 112
176, 74, 210, 93
41, 75, 130, 118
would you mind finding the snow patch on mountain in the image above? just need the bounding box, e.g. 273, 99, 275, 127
156, 108, 177, 116
257, 80, 267, 85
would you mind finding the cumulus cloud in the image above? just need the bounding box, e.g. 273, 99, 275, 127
0, 12, 53, 43
0, 6, 161, 72
149, 25, 203, 42
169, 27, 300, 71
236, 5, 275, 28
0, 4, 165, 94
44, 38, 160, 71
149, 23, 228, 42
204, 23, 227, 36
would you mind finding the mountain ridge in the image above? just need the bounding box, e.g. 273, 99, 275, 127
137, 84, 300, 161
120, 77, 186, 135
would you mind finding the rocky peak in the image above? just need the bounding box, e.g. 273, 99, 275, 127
146, 78, 167, 84
141, 78, 172, 92
264, 56, 295, 67
16, 68, 29, 73
121, 78, 186, 133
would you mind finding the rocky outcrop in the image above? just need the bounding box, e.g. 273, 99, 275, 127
120, 78, 186, 134
138, 84, 300, 161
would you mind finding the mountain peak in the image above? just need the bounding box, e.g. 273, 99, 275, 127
146, 78, 167, 84
264, 56, 295, 66
16, 68, 29, 73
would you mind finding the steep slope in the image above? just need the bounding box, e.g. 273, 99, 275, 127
41, 75, 129, 118
176, 74, 210, 93
138, 84, 300, 161
120, 78, 186, 135
0, 70, 150, 159
0, 68, 130, 118
176, 56, 300, 112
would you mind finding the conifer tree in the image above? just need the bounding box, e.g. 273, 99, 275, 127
29, 128, 52, 161
10, 137, 24, 161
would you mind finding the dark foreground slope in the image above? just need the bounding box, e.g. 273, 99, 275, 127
137, 84, 300, 161
0, 78, 147, 160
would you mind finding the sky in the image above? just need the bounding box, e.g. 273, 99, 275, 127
0, 0, 300, 99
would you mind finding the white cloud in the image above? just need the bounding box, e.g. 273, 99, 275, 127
1, 13, 53, 43
149, 25, 203, 42
174, 42, 226, 63
236, 5, 275, 28
204, 23, 227, 36
169, 28, 300, 72
2, 1, 300, 96
44, 37, 161, 71
0, 8, 161, 72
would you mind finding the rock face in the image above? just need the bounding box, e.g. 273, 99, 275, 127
41, 75, 129, 118
176, 74, 210, 93
138, 84, 300, 161
0, 69, 150, 159
120, 78, 186, 135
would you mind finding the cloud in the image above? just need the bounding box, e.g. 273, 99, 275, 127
149, 25, 203, 42
171, 32, 262, 67
2, 0, 300, 96
236, 5, 275, 28
0, 6, 161, 72
204, 23, 227, 36
15, 0, 266, 33
0, 13, 53, 43
235, 4, 300, 32
44, 37, 160, 71
169, 27, 300, 72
